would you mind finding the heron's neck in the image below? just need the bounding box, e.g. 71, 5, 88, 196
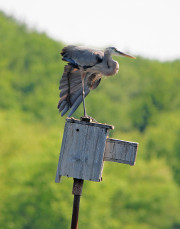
103, 52, 118, 76
104, 51, 112, 67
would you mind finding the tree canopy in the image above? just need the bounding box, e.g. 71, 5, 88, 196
0, 11, 180, 229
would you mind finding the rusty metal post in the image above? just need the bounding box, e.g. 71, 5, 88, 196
71, 178, 84, 229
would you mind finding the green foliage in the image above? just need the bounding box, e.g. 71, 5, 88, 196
0, 11, 180, 229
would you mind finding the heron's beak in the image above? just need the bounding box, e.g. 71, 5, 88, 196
118, 51, 136, 59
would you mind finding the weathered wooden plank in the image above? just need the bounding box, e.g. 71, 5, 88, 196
55, 119, 110, 182
103, 138, 138, 165
66, 117, 114, 130
55, 121, 69, 183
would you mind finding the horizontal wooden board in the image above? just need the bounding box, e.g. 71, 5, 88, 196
104, 138, 138, 165
66, 117, 114, 130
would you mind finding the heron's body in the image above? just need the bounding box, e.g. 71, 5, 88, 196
58, 45, 135, 117
61, 45, 119, 75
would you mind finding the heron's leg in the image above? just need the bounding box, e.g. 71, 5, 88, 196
81, 72, 87, 117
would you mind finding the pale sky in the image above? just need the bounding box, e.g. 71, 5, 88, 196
0, 0, 180, 61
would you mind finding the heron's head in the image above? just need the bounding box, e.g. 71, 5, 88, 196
105, 47, 136, 59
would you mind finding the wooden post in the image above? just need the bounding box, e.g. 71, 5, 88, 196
71, 179, 84, 229
71, 195, 80, 229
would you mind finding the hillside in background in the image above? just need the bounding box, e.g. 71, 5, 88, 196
0, 11, 180, 229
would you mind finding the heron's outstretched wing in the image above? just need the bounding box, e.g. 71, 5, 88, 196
57, 64, 102, 117
61, 45, 104, 69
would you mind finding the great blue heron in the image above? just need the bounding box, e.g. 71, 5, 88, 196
58, 45, 135, 117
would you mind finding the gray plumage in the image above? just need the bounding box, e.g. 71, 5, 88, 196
58, 45, 135, 117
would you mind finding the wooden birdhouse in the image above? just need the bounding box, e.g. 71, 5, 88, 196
55, 117, 138, 183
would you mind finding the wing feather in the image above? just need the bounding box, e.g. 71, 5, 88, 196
57, 64, 102, 116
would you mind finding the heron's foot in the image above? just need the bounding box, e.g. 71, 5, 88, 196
80, 115, 98, 123
88, 116, 98, 123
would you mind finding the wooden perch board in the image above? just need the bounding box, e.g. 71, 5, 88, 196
104, 138, 138, 165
